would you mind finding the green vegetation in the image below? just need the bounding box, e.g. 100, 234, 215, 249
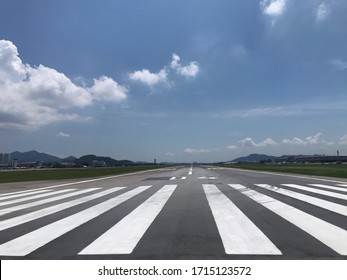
218, 163, 347, 179
0, 166, 165, 184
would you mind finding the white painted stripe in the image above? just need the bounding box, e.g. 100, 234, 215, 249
0, 189, 51, 201
181, 177, 187, 180
0, 188, 54, 197
80, 184, 177, 255
255, 184, 347, 217
337, 184, 347, 187
308, 184, 347, 193
0, 188, 99, 216
169, 177, 176, 180
281, 184, 347, 200
0, 168, 159, 196
229, 184, 347, 255
0, 186, 152, 256
188, 171, 192, 175
0, 187, 124, 231
203, 184, 281, 255
0, 189, 75, 207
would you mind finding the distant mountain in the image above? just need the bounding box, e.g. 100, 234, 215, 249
62, 156, 77, 162
231, 153, 276, 163
74, 154, 135, 167
11, 151, 63, 163
9, 151, 137, 166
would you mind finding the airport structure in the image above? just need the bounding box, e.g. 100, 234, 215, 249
275, 155, 347, 164
0, 153, 11, 167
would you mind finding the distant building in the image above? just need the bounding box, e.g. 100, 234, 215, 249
154, 158, 157, 164
0, 153, 11, 167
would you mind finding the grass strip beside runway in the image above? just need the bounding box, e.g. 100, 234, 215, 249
0, 166, 164, 184
218, 164, 347, 179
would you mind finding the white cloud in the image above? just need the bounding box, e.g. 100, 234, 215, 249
306, 132, 334, 145
283, 133, 335, 146
330, 59, 347, 71
261, 0, 287, 17
184, 148, 210, 154
90, 76, 127, 102
316, 2, 331, 22
282, 137, 307, 145
227, 145, 238, 150
57, 131, 70, 138
240, 137, 257, 148
129, 53, 199, 89
170, 53, 199, 77
339, 134, 347, 145
165, 152, 175, 156
240, 137, 278, 148
128, 68, 168, 86
0, 39, 127, 131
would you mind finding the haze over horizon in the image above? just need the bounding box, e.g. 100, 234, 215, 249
1, 0, 347, 163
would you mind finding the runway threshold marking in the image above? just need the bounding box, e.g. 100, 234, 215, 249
0, 188, 99, 216
255, 184, 347, 217
308, 184, 347, 193
229, 184, 347, 255
0, 187, 124, 231
203, 184, 281, 255
0, 186, 152, 256
0, 189, 75, 207
80, 184, 177, 255
0, 189, 51, 201
281, 184, 347, 200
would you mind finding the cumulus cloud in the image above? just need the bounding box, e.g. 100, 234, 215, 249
282, 133, 335, 146
239, 137, 278, 148
282, 137, 307, 145
171, 53, 199, 77
0, 39, 127, 131
261, 0, 287, 17
184, 148, 210, 154
128, 68, 168, 87
90, 76, 127, 102
129, 53, 199, 88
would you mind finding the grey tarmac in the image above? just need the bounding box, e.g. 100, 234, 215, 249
0, 166, 346, 260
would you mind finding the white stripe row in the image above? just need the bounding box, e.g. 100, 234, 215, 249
0, 182, 346, 256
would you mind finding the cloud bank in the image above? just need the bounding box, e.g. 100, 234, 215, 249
0, 40, 127, 131
228, 132, 341, 154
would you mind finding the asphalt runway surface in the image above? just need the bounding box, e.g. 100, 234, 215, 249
0, 166, 346, 260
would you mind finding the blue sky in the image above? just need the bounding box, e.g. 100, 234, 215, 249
1, 0, 347, 162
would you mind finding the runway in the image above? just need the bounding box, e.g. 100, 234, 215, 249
0, 166, 346, 259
